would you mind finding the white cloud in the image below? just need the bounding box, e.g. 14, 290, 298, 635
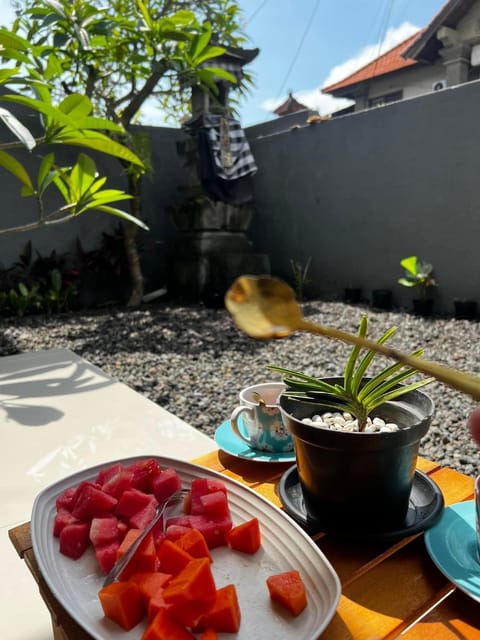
260, 22, 420, 117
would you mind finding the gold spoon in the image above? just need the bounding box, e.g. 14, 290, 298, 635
251, 391, 266, 405
225, 275, 480, 401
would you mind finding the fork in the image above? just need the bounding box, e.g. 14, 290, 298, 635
103, 488, 189, 587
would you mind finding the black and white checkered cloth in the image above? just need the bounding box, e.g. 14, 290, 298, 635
202, 114, 257, 180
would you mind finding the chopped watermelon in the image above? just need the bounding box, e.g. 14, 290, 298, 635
115, 488, 156, 518
127, 458, 162, 493
167, 514, 232, 549
151, 468, 182, 503
71, 484, 118, 521
53, 509, 79, 537
101, 469, 135, 498
129, 501, 157, 530
55, 486, 77, 512
89, 515, 119, 547
95, 541, 120, 574
95, 462, 124, 486
199, 491, 230, 519
59, 522, 91, 559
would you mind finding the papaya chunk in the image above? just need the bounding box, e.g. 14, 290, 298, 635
193, 584, 241, 633
98, 581, 144, 631
157, 538, 193, 575
163, 557, 216, 607
266, 570, 307, 616
142, 608, 195, 640
226, 517, 261, 554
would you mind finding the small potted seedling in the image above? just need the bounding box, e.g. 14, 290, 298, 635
398, 256, 436, 316
267, 316, 435, 532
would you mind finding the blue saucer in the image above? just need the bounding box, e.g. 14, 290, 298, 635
214, 419, 296, 463
425, 500, 480, 602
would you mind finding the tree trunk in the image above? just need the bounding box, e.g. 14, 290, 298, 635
124, 173, 144, 307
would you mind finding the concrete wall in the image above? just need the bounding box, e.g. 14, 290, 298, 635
246, 78, 480, 313
2, 80, 480, 313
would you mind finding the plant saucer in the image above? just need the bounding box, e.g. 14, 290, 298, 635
279, 466, 444, 542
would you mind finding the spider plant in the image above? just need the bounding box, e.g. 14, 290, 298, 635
267, 316, 435, 431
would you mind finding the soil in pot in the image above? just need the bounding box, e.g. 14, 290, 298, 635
279, 385, 434, 534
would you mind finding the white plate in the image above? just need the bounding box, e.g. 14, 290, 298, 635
31, 455, 341, 640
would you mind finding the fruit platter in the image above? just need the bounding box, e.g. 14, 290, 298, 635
31, 455, 341, 640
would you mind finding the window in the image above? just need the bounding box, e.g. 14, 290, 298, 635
368, 90, 403, 108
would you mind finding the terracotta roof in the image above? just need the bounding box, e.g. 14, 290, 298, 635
274, 92, 308, 116
322, 31, 422, 95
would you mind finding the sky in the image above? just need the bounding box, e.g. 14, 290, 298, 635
0, 0, 447, 127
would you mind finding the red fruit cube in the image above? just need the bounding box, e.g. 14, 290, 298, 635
59, 522, 91, 559
165, 524, 192, 541
53, 509, 79, 537
152, 468, 182, 503
115, 488, 156, 518
102, 469, 135, 498
187, 515, 232, 549
127, 458, 161, 493
199, 491, 230, 519
55, 487, 77, 512
72, 484, 118, 521
89, 515, 119, 547
95, 463, 124, 486
96, 541, 120, 574
129, 501, 157, 530
117, 519, 129, 541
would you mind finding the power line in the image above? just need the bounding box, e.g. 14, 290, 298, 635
276, 0, 322, 99
249, 0, 271, 23
370, 0, 396, 79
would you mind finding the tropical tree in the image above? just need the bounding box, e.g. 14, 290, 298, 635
0, 28, 147, 235
10, 0, 250, 304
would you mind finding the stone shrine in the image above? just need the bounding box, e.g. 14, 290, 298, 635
168, 44, 270, 305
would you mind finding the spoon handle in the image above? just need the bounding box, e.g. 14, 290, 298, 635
299, 318, 480, 401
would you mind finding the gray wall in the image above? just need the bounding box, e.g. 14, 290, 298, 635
1, 81, 480, 313
247, 80, 480, 313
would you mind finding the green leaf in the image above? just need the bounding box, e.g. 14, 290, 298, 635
351, 326, 396, 394
201, 65, 237, 83
400, 256, 418, 276
344, 316, 367, 394
56, 135, 144, 167
136, 0, 153, 30
58, 94, 93, 119
0, 107, 36, 150
398, 277, 417, 287
91, 205, 149, 230
37, 153, 56, 194
0, 151, 33, 189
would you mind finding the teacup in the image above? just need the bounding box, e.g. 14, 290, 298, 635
230, 382, 293, 452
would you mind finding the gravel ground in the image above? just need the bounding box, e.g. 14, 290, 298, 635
2, 299, 480, 478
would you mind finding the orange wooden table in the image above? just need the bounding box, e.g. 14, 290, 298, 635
8, 449, 479, 640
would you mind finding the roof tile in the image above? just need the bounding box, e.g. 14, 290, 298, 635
322, 31, 422, 94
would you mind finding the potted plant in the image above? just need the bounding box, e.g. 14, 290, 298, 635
398, 256, 436, 316
453, 298, 477, 320
266, 316, 435, 534
371, 288, 393, 310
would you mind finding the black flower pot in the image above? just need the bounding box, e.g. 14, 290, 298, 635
454, 299, 477, 320
413, 298, 434, 317
279, 380, 434, 534
371, 288, 393, 310
344, 287, 362, 303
